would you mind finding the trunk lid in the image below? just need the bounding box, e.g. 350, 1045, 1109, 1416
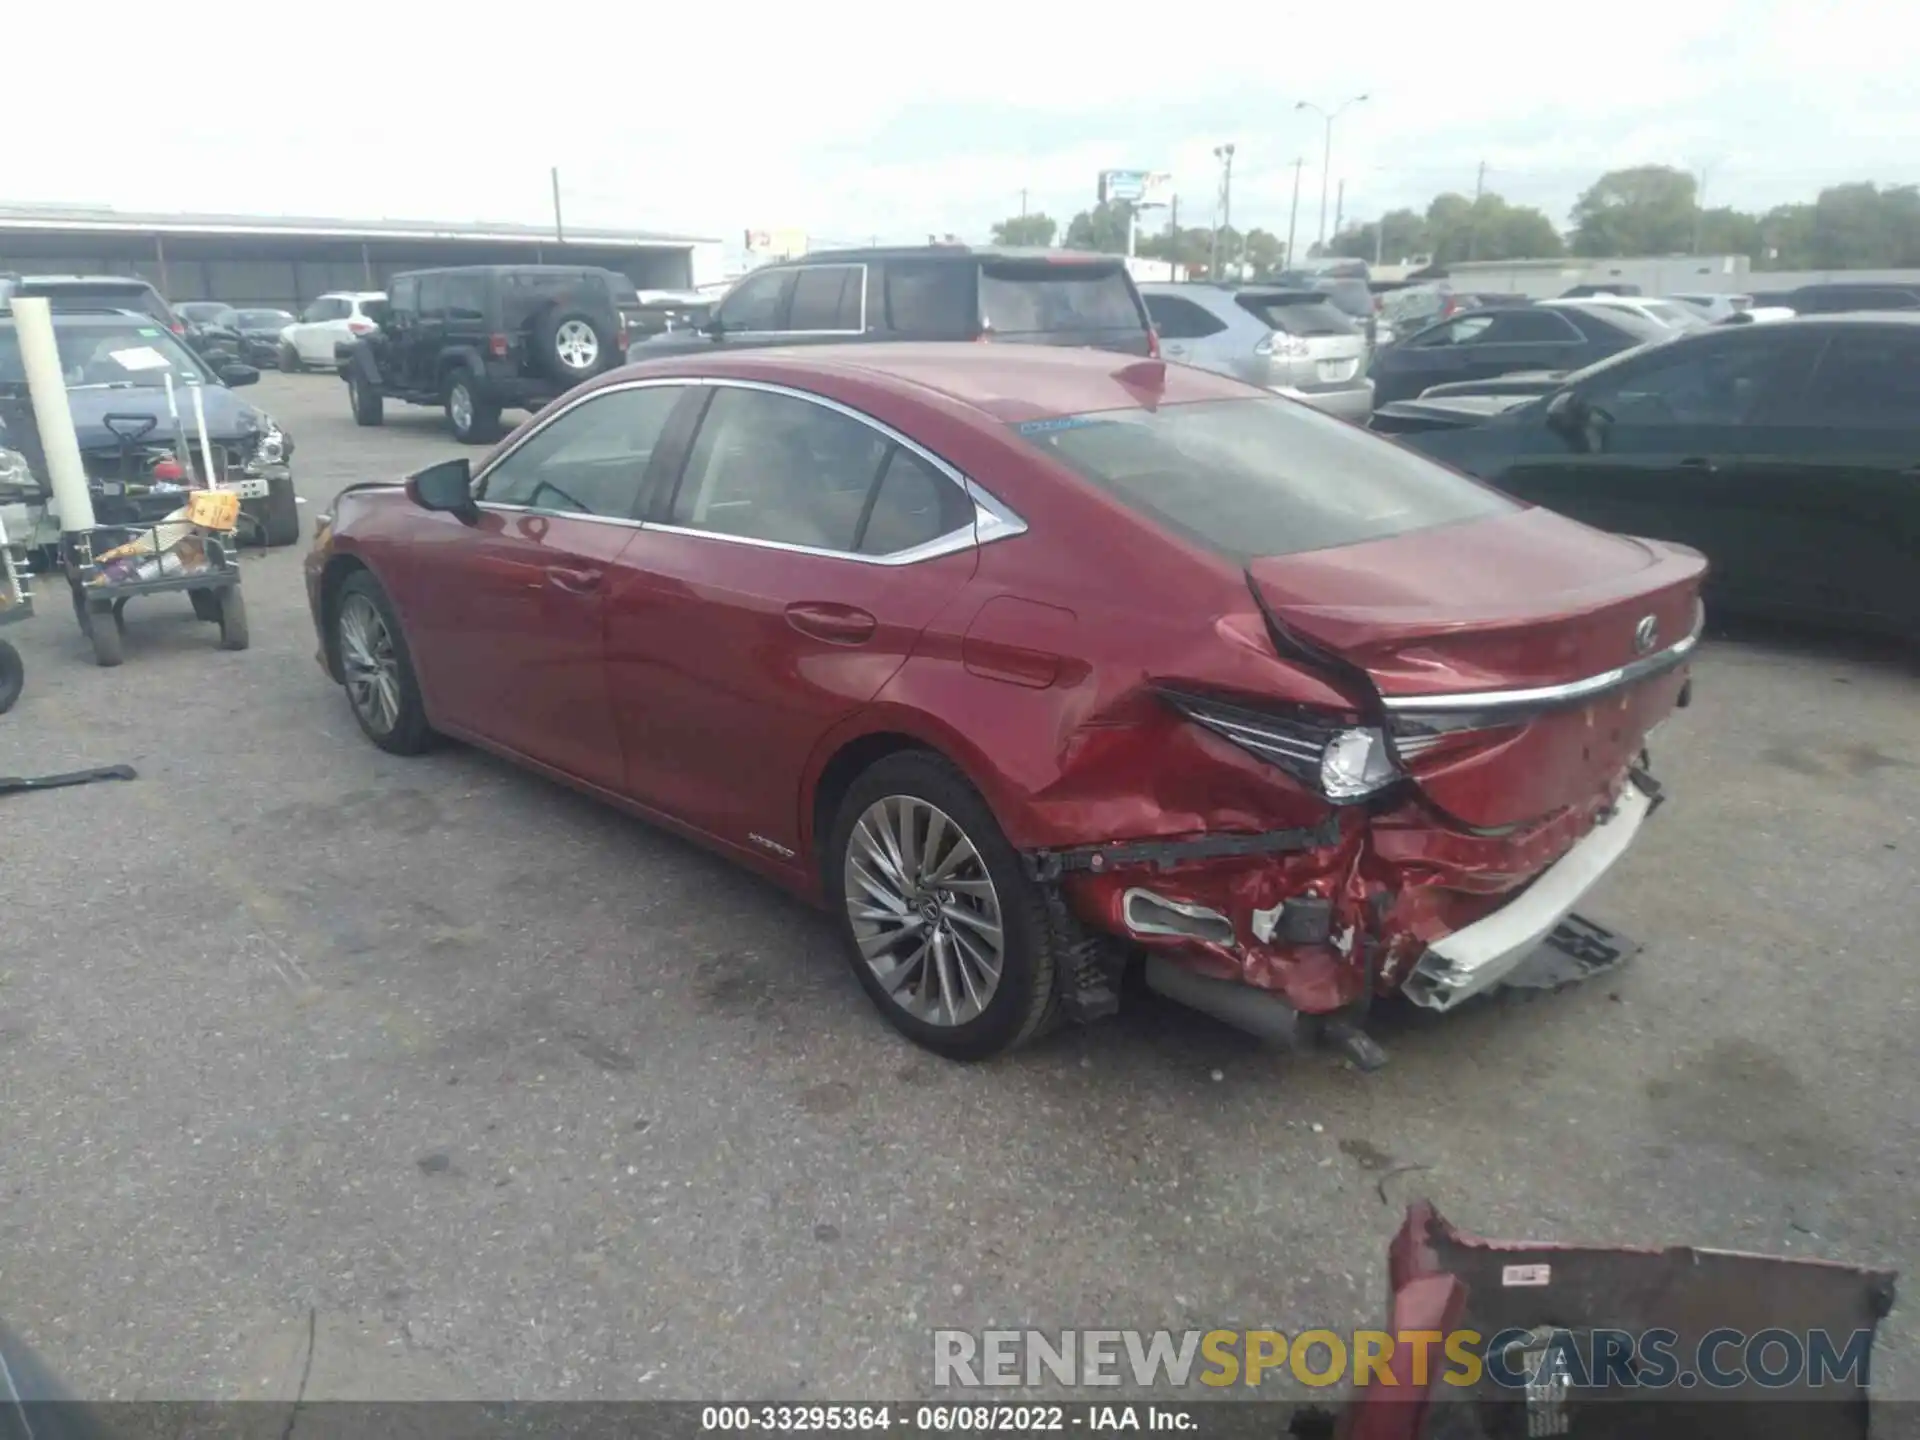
1248, 507, 1705, 828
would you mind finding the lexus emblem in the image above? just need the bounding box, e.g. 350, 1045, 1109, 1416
1633, 615, 1659, 655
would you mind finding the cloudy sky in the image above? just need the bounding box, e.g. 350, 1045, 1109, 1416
10, 0, 1916, 256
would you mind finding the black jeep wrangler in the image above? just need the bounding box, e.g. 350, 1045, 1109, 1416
339, 265, 628, 442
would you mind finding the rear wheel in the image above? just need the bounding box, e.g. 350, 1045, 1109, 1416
188, 587, 220, 622
249, 474, 301, 547
445, 373, 501, 444
334, 571, 434, 754
73, 591, 123, 668
279, 341, 302, 373
828, 751, 1059, 1060
532, 308, 615, 385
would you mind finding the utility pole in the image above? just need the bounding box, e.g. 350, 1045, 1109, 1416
1020, 188, 1028, 218
1333, 179, 1345, 241
1298, 94, 1368, 252
1285, 157, 1304, 269
1374, 214, 1385, 266
551, 166, 565, 245
1209, 143, 1236, 279
1690, 160, 1715, 254
1168, 194, 1180, 275
1468, 159, 1486, 261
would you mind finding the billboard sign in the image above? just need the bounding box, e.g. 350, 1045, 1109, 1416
1098, 170, 1174, 207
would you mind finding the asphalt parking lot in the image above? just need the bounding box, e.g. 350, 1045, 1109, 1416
1, 370, 1915, 1407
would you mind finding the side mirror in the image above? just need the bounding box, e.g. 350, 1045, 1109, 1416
219, 363, 260, 387
407, 457, 478, 522
1544, 390, 1583, 434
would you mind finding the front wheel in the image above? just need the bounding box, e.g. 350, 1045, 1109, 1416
350, 375, 385, 427
217, 586, 249, 650
255, 474, 301, 547
828, 751, 1060, 1060
333, 570, 434, 754
279, 341, 302, 373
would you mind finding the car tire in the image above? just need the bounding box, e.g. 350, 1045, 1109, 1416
444, 372, 501, 444
333, 570, 434, 755
279, 341, 302, 373
532, 307, 616, 386
0, 638, 21, 714
350, 375, 385, 427
73, 591, 122, 668
253, 473, 301, 547
188, 587, 220, 623
217, 587, 249, 651
827, 750, 1060, 1061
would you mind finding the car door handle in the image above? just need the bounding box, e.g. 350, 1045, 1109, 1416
785, 602, 877, 645
1676, 456, 1717, 473
545, 566, 603, 594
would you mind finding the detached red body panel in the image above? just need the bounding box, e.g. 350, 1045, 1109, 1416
308, 342, 1705, 1030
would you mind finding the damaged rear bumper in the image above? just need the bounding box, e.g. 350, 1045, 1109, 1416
1401, 775, 1656, 1012
1025, 765, 1665, 1041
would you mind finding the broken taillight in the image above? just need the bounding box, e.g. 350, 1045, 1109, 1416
347, 320, 374, 335
489, 332, 510, 357
150, 456, 184, 482
1160, 690, 1400, 803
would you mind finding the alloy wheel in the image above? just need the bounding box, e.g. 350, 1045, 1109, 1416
555, 319, 599, 370
843, 795, 1005, 1027
338, 593, 400, 735
449, 382, 474, 434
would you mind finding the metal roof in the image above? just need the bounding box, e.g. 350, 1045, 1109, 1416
0, 203, 716, 248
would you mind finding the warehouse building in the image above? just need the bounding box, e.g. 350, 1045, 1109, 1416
0, 204, 725, 311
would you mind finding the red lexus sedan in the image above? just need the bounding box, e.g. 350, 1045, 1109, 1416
307, 345, 1705, 1061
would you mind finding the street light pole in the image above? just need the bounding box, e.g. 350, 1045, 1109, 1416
1296, 94, 1367, 251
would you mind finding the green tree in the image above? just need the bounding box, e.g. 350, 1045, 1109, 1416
991, 213, 1058, 247
1693, 206, 1764, 260
1063, 201, 1132, 254
1570, 165, 1698, 256
1241, 227, 1286, 275
1325, 208, 1431, 265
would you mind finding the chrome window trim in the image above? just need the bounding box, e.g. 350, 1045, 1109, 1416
470, 374, 1028, 564
1381, 606, 1704, 715
778, 263, 869, 337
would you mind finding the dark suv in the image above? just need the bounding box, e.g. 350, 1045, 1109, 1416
341, 265, 628, 442
631, 245, 1156, 360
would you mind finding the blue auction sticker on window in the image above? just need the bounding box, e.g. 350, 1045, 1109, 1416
1015, 415, 1112, 436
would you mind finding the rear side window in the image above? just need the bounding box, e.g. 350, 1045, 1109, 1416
1799, 329, 1920, 425
717, 268, 792, 331
1236, 294, 1354, 336
1015, 397, 1515, 561
858, 449, 975, 554
442, 274, 488, 322
788, 264, 866, 332
980, 262, 1143, 335
1143, 294, 1228, 340
882, 260, 975, 334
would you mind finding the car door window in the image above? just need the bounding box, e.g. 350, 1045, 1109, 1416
1579, 337, 1809, 426
1408, 314, 1495, 348
857, 448, 975, 555
1798, 330, 1920, 426
787, 264, 865, 332
301, 298, 340, 323
390, 277, 418, 314
477, 384, 684, 517
1144, 295, 1227, 340
669, 387, 891, 551
1478, 309, 1582, 343
717, 269, 792, 332
417, 276, 447, 320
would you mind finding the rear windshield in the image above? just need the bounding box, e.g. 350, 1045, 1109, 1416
1013, 397, 1516, 561
1581, 305, 1669, 343
979, 261, 1143, 334
235, 309, 293, 328
1235, 293, 1355, 337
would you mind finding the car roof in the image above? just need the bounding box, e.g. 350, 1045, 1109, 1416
10, 273, 157, 286
614, 342, 1248, 424
780, 244, 1127, 267
319, 290, 386, 299
0, 307, 167, 325
392, 264, 610, 279
1777, 310, 1920, 328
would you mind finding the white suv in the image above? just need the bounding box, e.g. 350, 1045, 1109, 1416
279, 291, 385, 371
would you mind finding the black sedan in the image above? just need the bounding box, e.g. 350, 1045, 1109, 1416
1368, 301, 1667, 406
1381, 314, 1920, 640
230, 307, 297, 367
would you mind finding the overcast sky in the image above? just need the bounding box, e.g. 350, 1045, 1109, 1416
11, 0, 1916, 255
